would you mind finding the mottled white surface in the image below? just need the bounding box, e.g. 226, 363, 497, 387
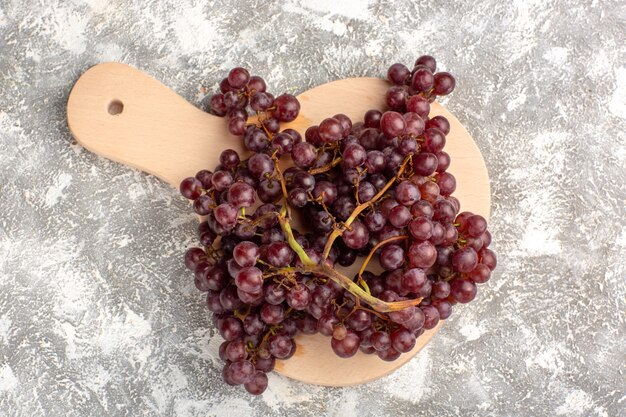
1, 1, 625, 416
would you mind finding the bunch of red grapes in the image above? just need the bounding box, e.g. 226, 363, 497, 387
180, 56, 497, 395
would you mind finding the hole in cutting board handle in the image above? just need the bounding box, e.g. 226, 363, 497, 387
108, 99, 124, 115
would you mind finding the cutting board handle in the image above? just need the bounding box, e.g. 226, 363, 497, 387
67, 62, 233, 186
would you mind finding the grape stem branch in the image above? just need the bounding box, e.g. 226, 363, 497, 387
276, 203, 422, 313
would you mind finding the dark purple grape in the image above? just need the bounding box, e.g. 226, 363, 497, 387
402, 268, 427, 293
385, 86, 408, 111
246, 75, 266, 93
291, 142, 317, 168
266, 241, 294, 267
365, 210, 386, 232
195, 170, 213, 189
450, 278, 477, 303
409, 216, 433, 241
342, 220, 369, 249
433, 72, 456, 95
211, 170, 234, 192
451, 247, 478, 273
232, 241, 260, 267
364, 109, 382, 128
229, 359, 255, 384
244, 371, 268, 395
435, 151, 451, 172
228, 181, 256, 208
406, 95, 430, 119
408, 241, 437, 269
286, 284, 312, 310
184, 248, 205, 271
390, 328, 416, 353
220, 149, 240, 169
248, 153, 275, 179
465, 215, 488, 238
479, 248, 497, 271
264, 282, 286, 305
470, 263, 491, 283
227, 67, 250, 89
380, 244, 405, 270
395, 180, 420, 206
387, 63, 411, 85
333, 113, 353, 137
435, 172, 456, 196
378, 347, 401, 361
214, 203, 238, 228
271, 132, 295, 155
180, 177, 203, 200
243, 128, 269, 152
411, 67, 435, 92
343, 143, 367, 168
250, 91, 272, 111
331, 329, 360, 358
258, 178, 282, 203
365, 150, 386, 173
415, 55, 436, 72
389, 205, 411, 228
273, 94, 300, 122
235, 266, 263, 294
260, 303, 285, 325
422, 128, 446, 153
268, 334, 294, 359
219, 316, 243, 341
318, 118, 343, 142
380, 111, 406, 139
426, 115, 450, 135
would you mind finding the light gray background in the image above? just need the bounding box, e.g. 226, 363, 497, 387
1, 1, 625, 416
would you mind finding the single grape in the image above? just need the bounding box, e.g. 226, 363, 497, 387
248, 153, 275, 179
378, 346, 401, 361
342, 220, 369, 249
380, 244, 405, 270
260, 303, 285, 325
214, 203, 238, 228
184, 247, 205, 271
273, 94, 300, 122
450, 278, 477, 303
433, 72, 456, 95
291, 141, 317, 168
390, 328, 416, 353
387, 63, 411, 85
219, 316, 243, 341
229, 359, 255, 384
331, 329, 361, 358
389, 205, 411, 228
244, 371, 268, 395
180, 177, 203, 200
318, 118, 343, 142
422, 128, 446, 153
411, 67, 435, 92
264, 282, 286, 305
227, 67, 250, 89
286, 284, 312, 310
415, 55, 437, 72
406, 95, 430, 118
479, 248, 497, 270
227, 182, 255, 208
408, 240, 437, 269
364, 109, 383, 128
409, 216, 433, 241
268, 334, 294, 359
427, 115, 450, 135
380, 111, 406, 139
211, 170, 234, 192
451, 247, 478, 273
385, 86, 408, 111
395, 180, 420, 206
402, 268, 427, 293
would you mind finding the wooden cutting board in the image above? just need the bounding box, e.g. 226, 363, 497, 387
67, 62, 490, 386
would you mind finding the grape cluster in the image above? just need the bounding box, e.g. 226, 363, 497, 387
180, 58, 496, 395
